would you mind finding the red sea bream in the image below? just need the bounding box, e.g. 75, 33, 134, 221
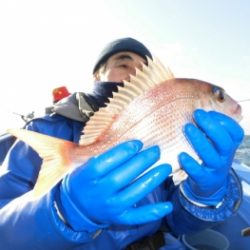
8, 57, 242, 198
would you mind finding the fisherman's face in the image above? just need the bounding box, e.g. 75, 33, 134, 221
95, 52, 146, 82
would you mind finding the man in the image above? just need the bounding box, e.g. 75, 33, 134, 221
0, 37, 244, 250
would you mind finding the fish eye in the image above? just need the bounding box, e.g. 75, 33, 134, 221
212, 86, 225, 102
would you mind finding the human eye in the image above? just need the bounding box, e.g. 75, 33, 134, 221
117, 63, 129, 69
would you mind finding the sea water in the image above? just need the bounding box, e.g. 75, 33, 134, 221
235, 135, 250, 167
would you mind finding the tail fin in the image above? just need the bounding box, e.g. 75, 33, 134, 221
8, 128, 77, 198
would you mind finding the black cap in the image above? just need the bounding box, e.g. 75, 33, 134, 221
93, 37, 152, 73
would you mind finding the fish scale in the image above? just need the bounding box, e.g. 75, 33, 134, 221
8, 57, 242, 198
115, 97, 197, 177
97, 85, 199, 171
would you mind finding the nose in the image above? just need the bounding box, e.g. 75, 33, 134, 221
123, 65, 141, 81
130, 62, 144, 76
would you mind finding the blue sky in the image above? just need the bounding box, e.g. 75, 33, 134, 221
0, 0, 249, 133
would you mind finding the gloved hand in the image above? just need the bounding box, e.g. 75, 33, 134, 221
179, 109, 244, 206
57, 140, 173, 231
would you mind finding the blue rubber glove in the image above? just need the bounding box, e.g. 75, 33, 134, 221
179, 109, 244, 206
57, 140, 173, 231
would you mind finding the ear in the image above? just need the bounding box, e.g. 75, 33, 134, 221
93, 71, 100, 81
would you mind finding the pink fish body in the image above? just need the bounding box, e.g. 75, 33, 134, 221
8, 58, 242, 198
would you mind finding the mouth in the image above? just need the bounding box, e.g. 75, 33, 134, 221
233, 104, 243, 122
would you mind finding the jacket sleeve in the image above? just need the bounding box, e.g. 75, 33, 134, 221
0, 116, 96, 250
166, 169, 242, 236
0, 187, 98, 250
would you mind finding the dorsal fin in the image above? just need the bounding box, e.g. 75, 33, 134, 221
79, 57, 174, 145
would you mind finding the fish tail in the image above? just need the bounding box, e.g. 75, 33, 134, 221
8, 128, 77, 198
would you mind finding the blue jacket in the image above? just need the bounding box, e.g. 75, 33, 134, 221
0, 111, 242, 250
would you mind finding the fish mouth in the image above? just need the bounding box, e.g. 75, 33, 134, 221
233, 104, 243, 122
